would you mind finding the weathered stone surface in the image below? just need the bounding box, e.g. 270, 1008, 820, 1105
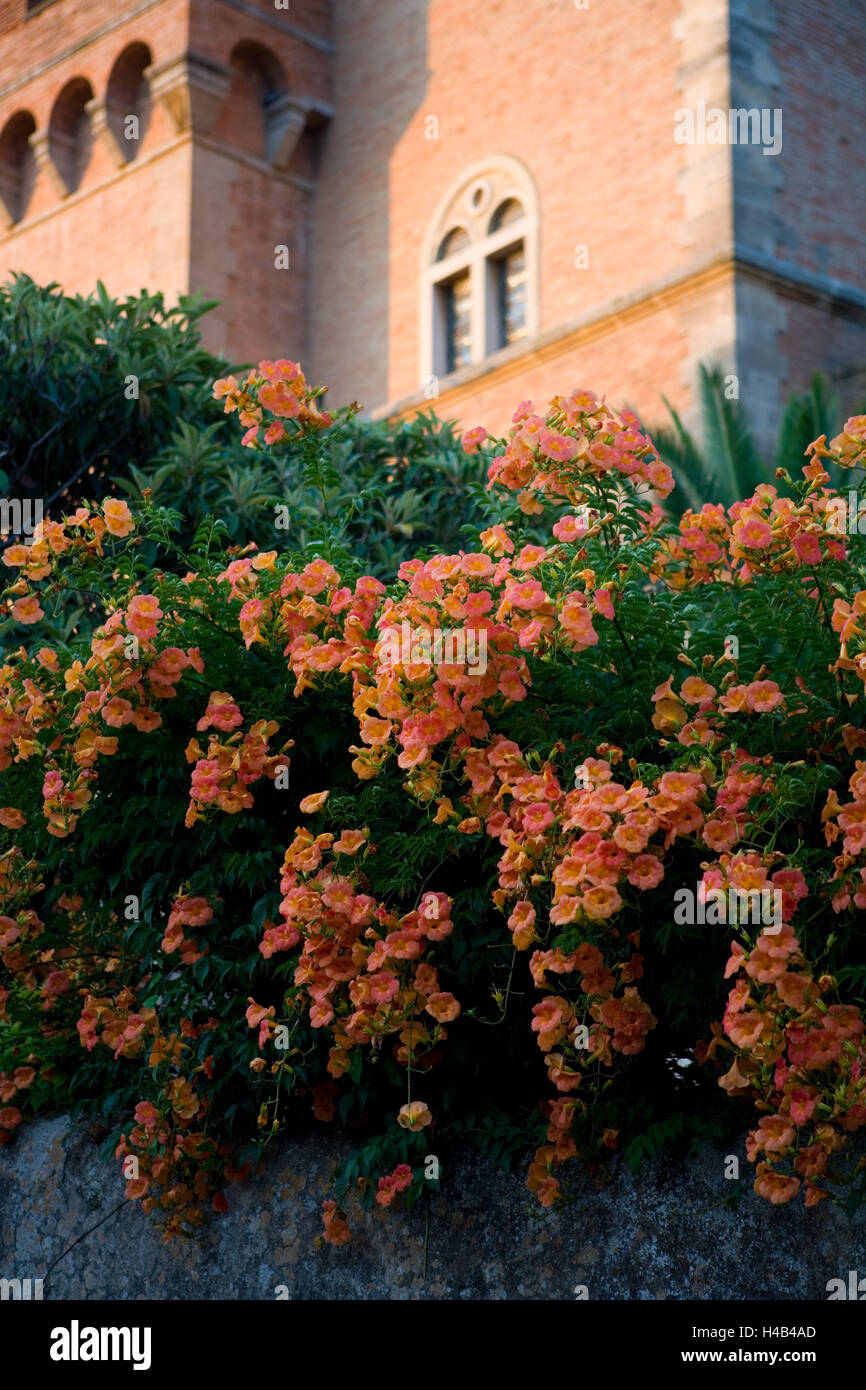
0, 1114, 862, 1300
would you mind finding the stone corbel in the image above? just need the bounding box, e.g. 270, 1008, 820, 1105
263, 93, 308, 171
84, 96, 128, 168
144, 52, 231, 136
28, 129, 72, 197
264, 95, 333, 171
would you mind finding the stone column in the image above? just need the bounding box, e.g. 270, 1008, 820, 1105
28, 129, 72, 198
84, 96, 128, 168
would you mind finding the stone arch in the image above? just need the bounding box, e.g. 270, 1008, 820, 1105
47, 77, 94, 194
0, 110, 37, 226
420, 154, 539, 273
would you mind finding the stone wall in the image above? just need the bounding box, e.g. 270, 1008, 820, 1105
0, 1114, 862, 1300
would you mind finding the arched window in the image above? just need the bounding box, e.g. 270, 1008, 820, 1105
48, 77, 94, 193
105, 42, 153, 162
422, 158, 538, 385
0, 111, 37, 225
436, 227, 470, 260
489, 198, 523, 232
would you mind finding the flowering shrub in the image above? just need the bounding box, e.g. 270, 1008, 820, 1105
3, 357, 866, 1241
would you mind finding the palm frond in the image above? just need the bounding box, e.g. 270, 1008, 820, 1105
775, 371, 840, 473
651, 398, 710, 515
698, 364, 765, 502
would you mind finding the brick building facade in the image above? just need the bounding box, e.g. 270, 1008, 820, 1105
1, 0, 864, 448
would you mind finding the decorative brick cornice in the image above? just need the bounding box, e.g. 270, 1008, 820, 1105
210, 0, 334, 54
378, 242, 866, 425
0, 0, 166, 103
733, 243, 866, 315
144, 52, 232, 137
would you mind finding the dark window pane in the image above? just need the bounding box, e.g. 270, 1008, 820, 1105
436, 227, 471, 261
498, 245, 527, 346
489, 199, 524, 233
445, 270, 472, 372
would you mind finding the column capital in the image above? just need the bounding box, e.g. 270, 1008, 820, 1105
144, 52, 232, 136
28, 128, 71, 197
84, 95, 128, 168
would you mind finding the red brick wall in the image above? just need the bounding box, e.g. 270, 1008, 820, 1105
1, 0, 863, 442
383, 267, 736, 444
186, 0, 331, 365
778, 296, 866, 420
0, 0, 191, 305
310, 0, 695, 421
770, 0, 866, 289
0, 0, 331, 368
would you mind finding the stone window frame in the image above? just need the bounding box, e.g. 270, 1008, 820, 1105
420, 155, 539, 388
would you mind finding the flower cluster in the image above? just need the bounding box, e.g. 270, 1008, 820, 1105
1, 545, 206, 837
832, 590, 866, 694
481, 391, 673, 512
160, 892, 218, 961
2, 499, 135, 627
184, 695, 291, 827
213, 359, 333, 449
344, 554, 621, 812
115, 1052, 229, 1239
375, 1162, 414, 1207
525, 937, 654, 1206
823, 762, 866, 911
253, 826, 457, 1138
710, 895, 866, 1208
656, 477, 850, 589
320, 1199, 351, 1246
6, 362, 866, 1246
824, 415, 866, 470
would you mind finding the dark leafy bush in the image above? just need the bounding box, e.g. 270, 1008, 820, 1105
2, 361, 866, 1242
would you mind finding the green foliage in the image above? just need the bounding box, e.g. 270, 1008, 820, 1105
0, 276, 498, 579
118, 408, 510, 579
0, 274, 232, 507
4, 341, 866, 1236
650, 363, 856, 518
